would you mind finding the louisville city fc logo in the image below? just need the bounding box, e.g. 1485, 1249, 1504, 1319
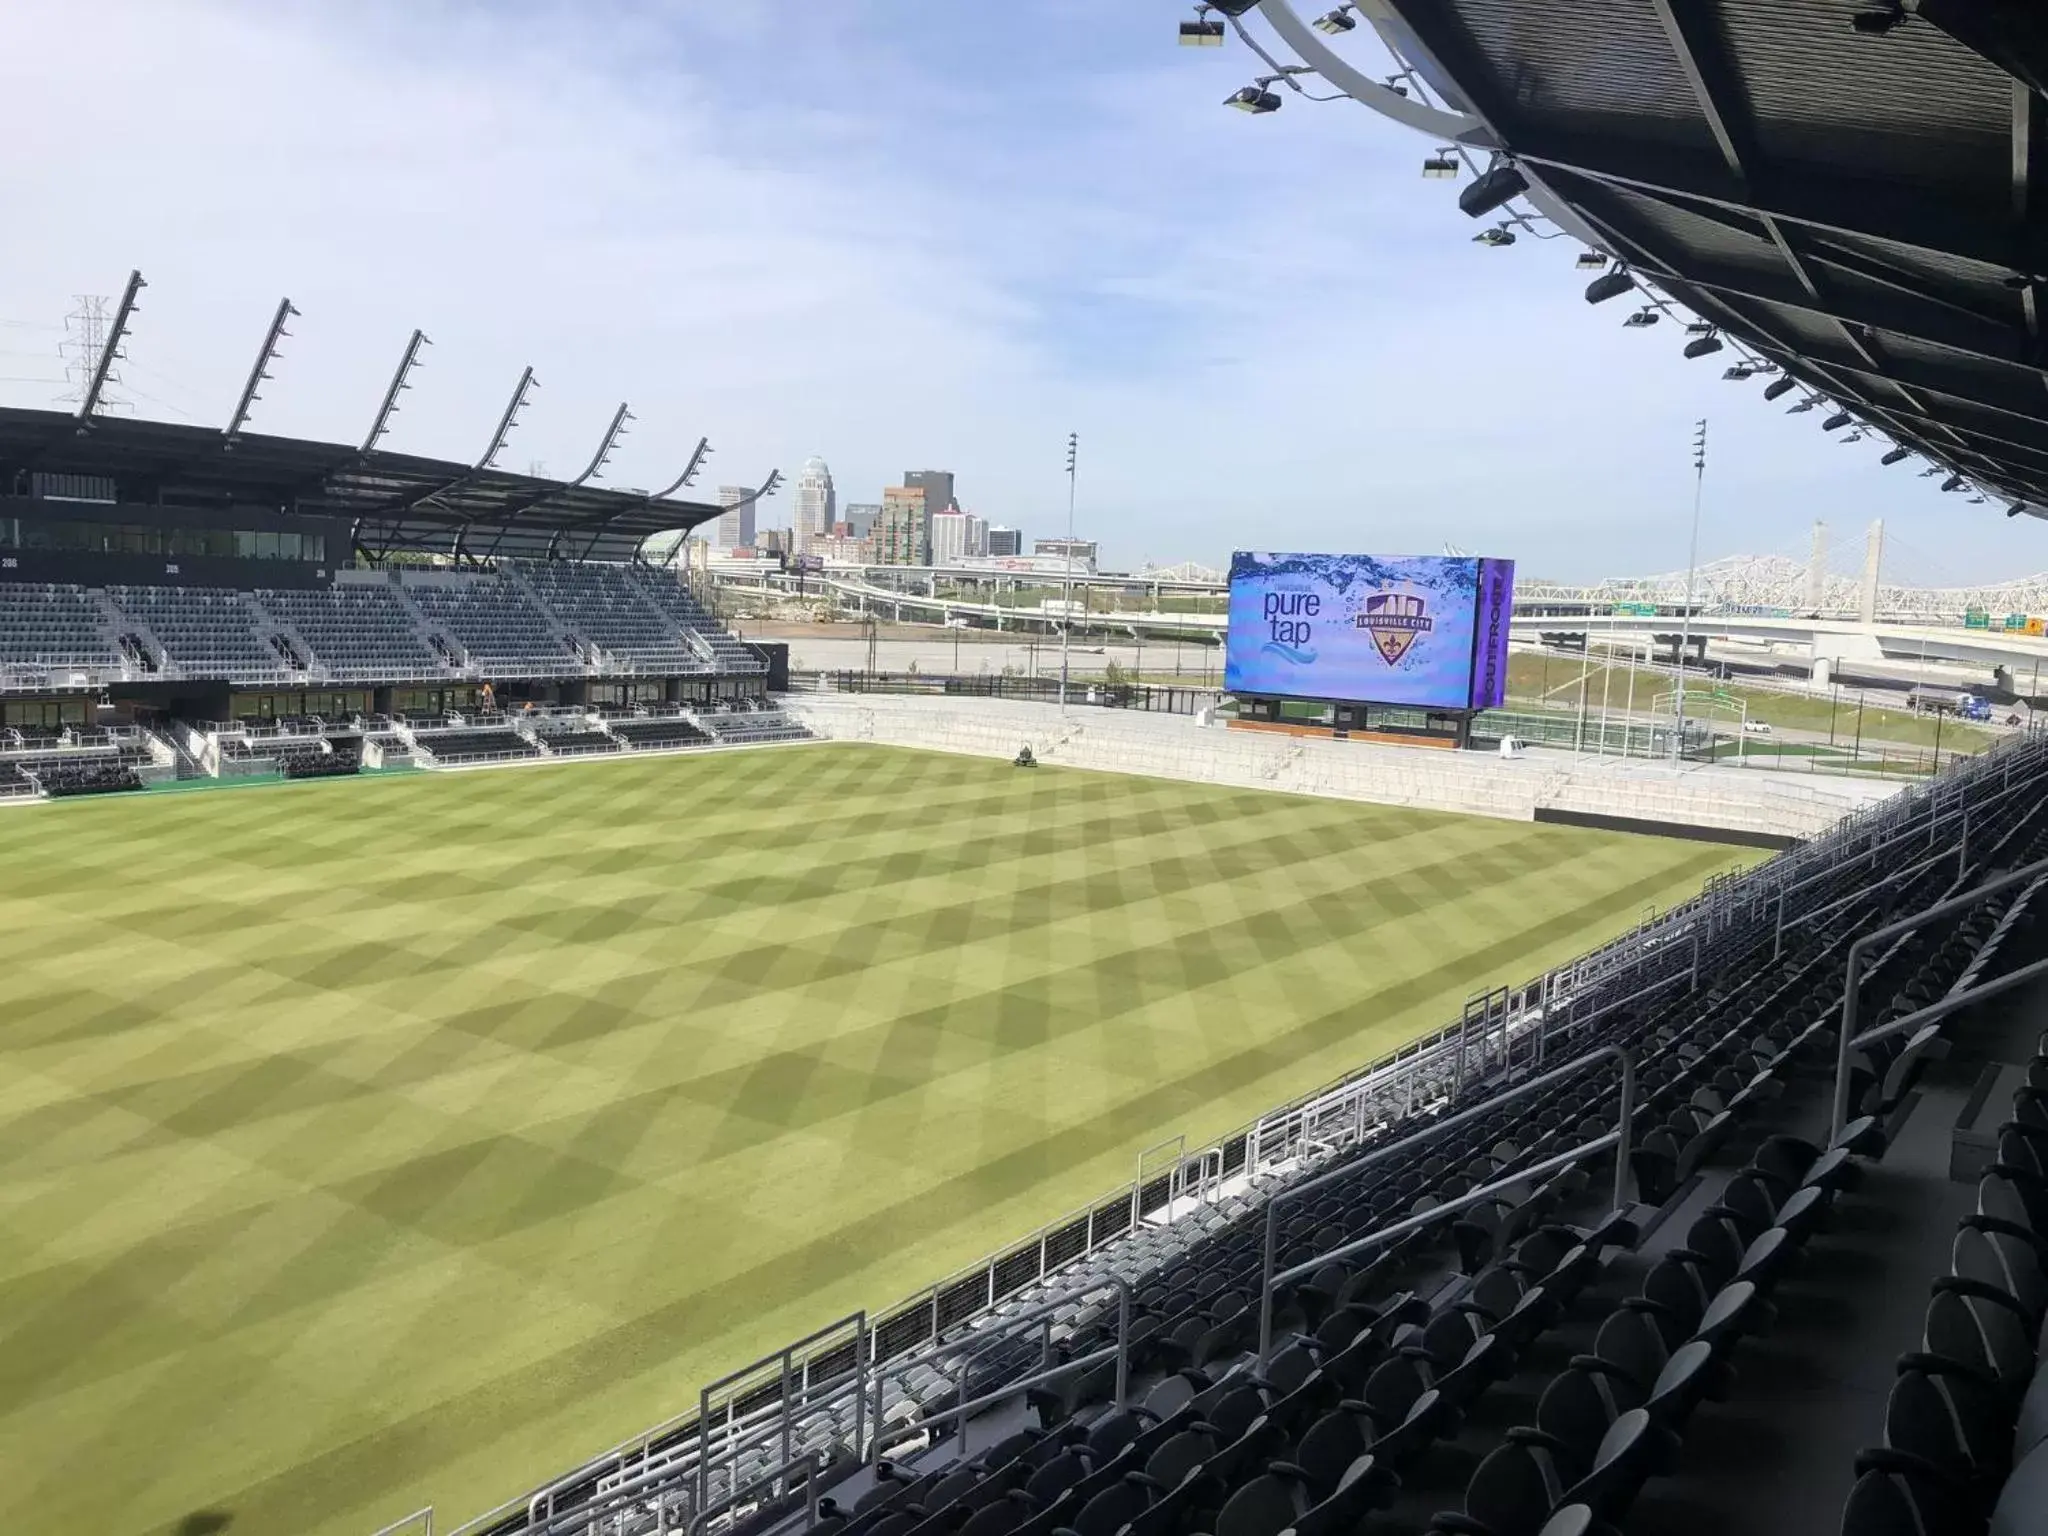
1358, 591, 1434, 665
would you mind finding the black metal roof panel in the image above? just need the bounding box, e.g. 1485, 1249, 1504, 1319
0, 406, 721, 562
1375, 0, 2048, 516
1453, 0, 1722, 154
1717, 0, 2011, 196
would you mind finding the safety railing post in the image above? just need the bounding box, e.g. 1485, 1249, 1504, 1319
851, 1318, 867, 1467
780, 1353, 793, 1481
1613, 1050, 1636, 1211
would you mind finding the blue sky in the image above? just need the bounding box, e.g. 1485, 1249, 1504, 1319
0, 0, 2037, 585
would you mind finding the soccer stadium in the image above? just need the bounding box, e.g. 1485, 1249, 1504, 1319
10, 5, 2048, 1536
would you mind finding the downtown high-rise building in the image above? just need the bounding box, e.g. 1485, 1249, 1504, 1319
841, 503, 881, 541
877, 485, 930, 565
929, 508, 971, 566
713, 485, 755, 551
791, 457, 835, 555
986, 525, 1022, 558
903, 470, 956, 525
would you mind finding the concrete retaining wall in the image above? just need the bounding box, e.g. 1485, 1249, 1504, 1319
786, 694, 1899, 842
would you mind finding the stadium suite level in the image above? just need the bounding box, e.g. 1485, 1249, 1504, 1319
0, 406, 781, 734
1225, 551, 1516, 750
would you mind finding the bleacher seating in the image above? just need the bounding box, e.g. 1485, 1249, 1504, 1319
33, 760, 142, 796
405, 577, 579, 676
3, 564, 768, 688
701, 705, 814, 745
105, 586, 290, 682
0, 759, 32, 797
514, 561, 702, 673
253, 585, 444, 680
280, 746, 360, 780
628, 569, 767, 672
0, 583, 120, 672
533, 726, 622, 756
466, 739, 2048, 1536
409, 728, 540, 765
609, 717, 712, 751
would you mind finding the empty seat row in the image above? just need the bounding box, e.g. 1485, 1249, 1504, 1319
0, 582, 121, 669
252, 586, 444, 679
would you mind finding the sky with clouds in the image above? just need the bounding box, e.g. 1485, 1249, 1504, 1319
0, 0, 2037, 584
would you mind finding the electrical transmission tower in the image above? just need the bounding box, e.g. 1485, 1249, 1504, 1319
58, 296, 129, 414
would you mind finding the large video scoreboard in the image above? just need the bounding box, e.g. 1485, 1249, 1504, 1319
1224, 551, 1515, 710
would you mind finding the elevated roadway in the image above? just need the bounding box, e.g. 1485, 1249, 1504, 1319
720, 568, 2048, 685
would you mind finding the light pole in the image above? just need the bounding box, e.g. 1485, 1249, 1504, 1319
1673, 418, 1708, 766
1060, 432, 1077, 715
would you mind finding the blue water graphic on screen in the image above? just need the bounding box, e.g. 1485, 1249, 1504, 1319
1224, 552, 1515, 709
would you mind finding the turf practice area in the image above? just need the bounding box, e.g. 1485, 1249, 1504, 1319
0, 745, 1752, 1536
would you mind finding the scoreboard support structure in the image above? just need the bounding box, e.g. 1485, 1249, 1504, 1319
1231, 694, 1475, 751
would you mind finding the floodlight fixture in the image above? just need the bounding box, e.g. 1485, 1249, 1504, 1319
1225, 84, 1282, 113
1942, 475, 1966, 491
1682, 331, 1724, 360
1822, 410, 1853, 431
1421, 149, 1460, 178
1842, 429, 1869, 444
1623, 307, 1660, 328
1179, 16, 1227, 45
1312, 6, 1357, 34
1584, 269, 1633, 304
1880, 446, 1911, 465
1575, 250, 1608, 271
1851, 3, 1907, 35
1970, 495, 1989, 504
1473, 224, 1517, 247
1684, 321, 1714, 337
1722, 364, 1756, 381
1787, 398, 1819, 413
1458, 160, 1528, 219
1918, 465, 1943, 477
1763, 376, 1796, 401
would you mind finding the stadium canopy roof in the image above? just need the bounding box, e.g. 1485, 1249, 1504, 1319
1220, 0, 2048, 519
0, 405, 725, 563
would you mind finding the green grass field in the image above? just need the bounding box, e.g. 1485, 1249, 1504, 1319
0, 745, 1755, 1536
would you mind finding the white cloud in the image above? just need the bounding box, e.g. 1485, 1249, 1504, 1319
0, 0, 2036, 582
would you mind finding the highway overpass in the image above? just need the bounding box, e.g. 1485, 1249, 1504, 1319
718, 567, 2048, 686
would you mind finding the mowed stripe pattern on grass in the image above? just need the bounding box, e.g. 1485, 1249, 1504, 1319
0, 745, 1747, 1536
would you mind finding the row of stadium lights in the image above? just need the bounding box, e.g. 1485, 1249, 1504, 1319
1180, 0, 2022, 516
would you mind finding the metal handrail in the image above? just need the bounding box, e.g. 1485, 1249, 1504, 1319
870, 1344, 1129, 1462
1255, 1043, 1636, 1364
682, 1451, 825, 1536
864, 1275, 1132, 1463
1833, 853, 2048, 1140
1775, 845, 1965, 955
366, 1510, 433, 1536
1263, 1129, 1623, 1335
694, 1312, 866, 1516
1832, 869, 2048, 1080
